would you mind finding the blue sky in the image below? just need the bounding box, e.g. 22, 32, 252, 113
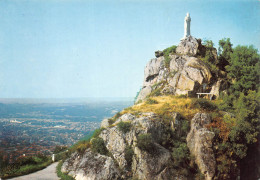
0, 0, 259, 98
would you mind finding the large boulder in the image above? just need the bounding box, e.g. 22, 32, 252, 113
61, 150, 121, 180
175, 56, 212, 95
132, 144, 175, 180
143, 56, 165, 87
186, 113, 216, 180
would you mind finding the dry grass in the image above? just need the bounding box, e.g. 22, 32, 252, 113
122, 96, 203, 120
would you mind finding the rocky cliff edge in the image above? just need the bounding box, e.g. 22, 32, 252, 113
136, 36, 224, 103
61, 36, 219, 180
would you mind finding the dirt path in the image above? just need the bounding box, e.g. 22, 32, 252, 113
9, 162, 59, 180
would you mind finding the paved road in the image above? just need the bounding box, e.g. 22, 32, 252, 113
9, 162, 59, 180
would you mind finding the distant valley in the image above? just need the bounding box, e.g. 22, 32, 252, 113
0, 98, 133, 163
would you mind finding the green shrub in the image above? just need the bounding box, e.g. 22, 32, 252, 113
91, 137, 108, 155
55, 151, 70, 162
163, 45, 177, 55
136, 133, 154, 153
145, 98, 158, 104
54, 146, 67, 154
190, 98, 217, 111
0, 156, 52, 179
76, 141, 91, 154
114, 112, 121, 119
108, 118, 116, 125
172, 143, 189, 167
176, 94, 187, 98
117, 121, 132, 133
164, 56, 171, 68
149, 88, 162, 97
163, 45, 177, 68
56, 161, 75, 180
201, 40, 219, 75
124, 146, 134, 168
134, 88, 142, 103
135, 100, 142, 104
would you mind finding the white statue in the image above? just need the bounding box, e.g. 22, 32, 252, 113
52, 154, 55, 162
183, 13, 191, 39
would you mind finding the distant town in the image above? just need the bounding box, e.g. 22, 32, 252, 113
0, 99, 132, 163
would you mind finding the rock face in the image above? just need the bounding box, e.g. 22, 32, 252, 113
62, 112, 188, 180
100, 112, 174, 179
100, 118, 109, 129
136, 54, 212, 102
61, 35, 221, 180
186, 113, 216, 180
62, 111, 217, 180
135, 36, 220, 102
61, 150, 121, 180
176, 36, 201, 56
132, 143, 174, 180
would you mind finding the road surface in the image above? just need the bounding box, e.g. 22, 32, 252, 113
9, 162, 59, 180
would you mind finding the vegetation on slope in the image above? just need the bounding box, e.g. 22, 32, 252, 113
122, 96, 218, 120
163, 45, 177, 68
0, 154, 52, 179
56, 160, 75, 180
132, 38, 260, 179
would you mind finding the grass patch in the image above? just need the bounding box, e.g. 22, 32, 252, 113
122, 95, 221, 120
56, 161, 75, 180
68, 128, 105, 155
122, 96, 197, 120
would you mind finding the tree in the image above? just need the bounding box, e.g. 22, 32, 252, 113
226, 45, 260, 96
201, 40, 219, 75
218, 38, 233, 70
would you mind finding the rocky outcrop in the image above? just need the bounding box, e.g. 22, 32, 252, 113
143, 56, 165, 87
61, 35, 222, 180
100, 113, 170, 170
155, 50, 164, 58
135, 36, 219, 102
175, 56, 212, 95
136, 53, 212, 102
61, 150, 121, 180
132, 144, 175, 180
100, 118, 110, 129
62, 112, 187, 180
62, 111, 217, 180
186, 113, 216, 180
176, 36, 202, 56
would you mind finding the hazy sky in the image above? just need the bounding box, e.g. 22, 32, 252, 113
0, 0, 259, 98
